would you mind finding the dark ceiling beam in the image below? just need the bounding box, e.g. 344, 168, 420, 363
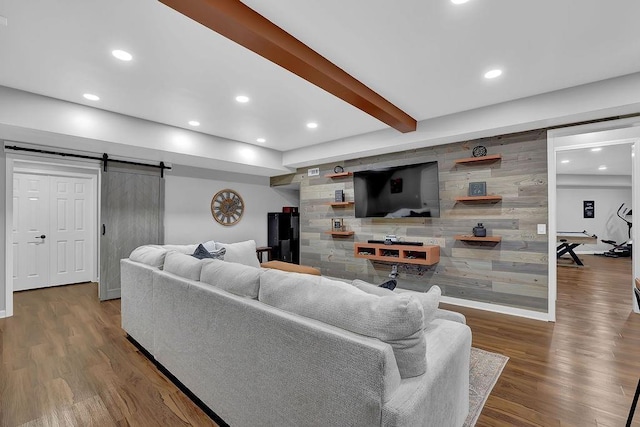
159, 0, 417, 133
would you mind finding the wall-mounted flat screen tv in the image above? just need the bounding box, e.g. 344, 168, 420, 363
354, 161, 440, 218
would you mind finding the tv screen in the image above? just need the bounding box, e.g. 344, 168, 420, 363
354, 161, 440, 218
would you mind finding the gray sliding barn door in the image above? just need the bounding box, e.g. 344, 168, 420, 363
99, 164, 164, 301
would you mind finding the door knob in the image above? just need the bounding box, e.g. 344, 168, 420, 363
39, 235, 46, 239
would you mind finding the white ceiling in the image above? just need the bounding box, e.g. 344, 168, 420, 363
1, 0, 640, 155
556, 143, 633, 176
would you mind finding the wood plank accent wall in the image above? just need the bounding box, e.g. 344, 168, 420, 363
293, 129, 548, 313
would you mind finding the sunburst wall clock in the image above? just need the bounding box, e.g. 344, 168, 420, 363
211, 189, 244, 226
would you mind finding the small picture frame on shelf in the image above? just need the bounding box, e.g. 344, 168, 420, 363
332, 218, 344, 231
468, 182, 487, 196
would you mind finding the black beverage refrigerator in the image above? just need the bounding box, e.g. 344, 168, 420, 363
267, 212, 300, 264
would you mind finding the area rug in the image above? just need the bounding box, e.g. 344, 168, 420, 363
464, 347, 509, 427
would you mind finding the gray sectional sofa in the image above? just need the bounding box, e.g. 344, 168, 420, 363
121, 241, 472, 427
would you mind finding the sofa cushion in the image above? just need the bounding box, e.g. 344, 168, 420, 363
215, 240, 261, 268
129, 245, 167, 268
200, 259, 262, 299
352, 279, 441, 327
260, 269, 426, 378
163, 251, 205, 281
162, 244, 199, 254
416, 285, 441, 325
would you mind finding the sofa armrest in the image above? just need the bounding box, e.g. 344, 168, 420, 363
434, 308, 466, 324
382, 319, 471, 427
121, 259, 158, 352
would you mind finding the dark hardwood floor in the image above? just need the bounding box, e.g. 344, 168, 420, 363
0, 283, 216, 427
0, 255, 637, 426
456, 254, 638, 427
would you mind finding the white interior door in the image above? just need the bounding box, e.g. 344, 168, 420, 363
49, 176, 94, 286
13, 172, 95, 291
12, 173, 50, 291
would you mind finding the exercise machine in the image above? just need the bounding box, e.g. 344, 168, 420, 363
599, 203, 632, 258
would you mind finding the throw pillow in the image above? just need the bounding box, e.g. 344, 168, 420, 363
209, 247, 226, 259
379, 279, 397, 290
202, 240, 217, 252
351, 279, 441, 328
260, 269, 427, 379
192, 244, 213, 260
214, 240, 261, 268
200, 259, 262, 299
192, 244, 226, 260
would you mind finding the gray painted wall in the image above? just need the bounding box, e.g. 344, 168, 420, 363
164, 165, 299, 246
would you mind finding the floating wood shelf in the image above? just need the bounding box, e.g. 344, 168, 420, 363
454, 235, 502, 243
327, 201, 354, 207
325, 172, 353, 178
353, 242, 439, 266
455, 195, 503, 203
324, 231, 355, 237
454, 154, 502, 164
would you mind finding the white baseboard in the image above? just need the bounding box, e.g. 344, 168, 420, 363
0, 310, 6, 318
439, 296, 551, 322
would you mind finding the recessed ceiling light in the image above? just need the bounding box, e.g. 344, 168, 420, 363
112, 49, 133, 61
591, 147, 602, 152
598, 165, 607, 170
484, 69, 502, 79
235, 95, 250, 103
256, 138, 266, 143
306, 122, 318, 129
83, 93, 100, 101
451, 0, 469, 4
188, 120, 200, 127
561, 160, 570, 164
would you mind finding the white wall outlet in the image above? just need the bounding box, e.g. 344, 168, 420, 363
537, 224, 546, 235
307, 168, 320, 177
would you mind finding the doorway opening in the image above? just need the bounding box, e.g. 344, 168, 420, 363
548, 118, 640, 321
